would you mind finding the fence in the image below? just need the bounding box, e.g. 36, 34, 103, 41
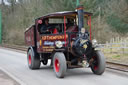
99, 43, 128, 54
98, 37, 128, 65
98, 37, 128, 54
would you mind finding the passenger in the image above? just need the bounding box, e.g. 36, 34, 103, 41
53, 28, 58, 34
67, 18, 74, 28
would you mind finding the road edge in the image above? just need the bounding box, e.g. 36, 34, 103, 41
0, 67, 26, 85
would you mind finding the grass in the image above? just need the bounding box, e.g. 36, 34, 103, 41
112, 55, 120, 58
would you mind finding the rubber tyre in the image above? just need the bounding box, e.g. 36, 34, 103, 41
27, 48, 41, 69
91, 50, 106, 75
53, 52, 67, 78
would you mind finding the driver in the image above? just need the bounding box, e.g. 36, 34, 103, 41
40, 18, 50, 33
40, 18, 58, 34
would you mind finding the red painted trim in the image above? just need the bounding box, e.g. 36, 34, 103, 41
93, 56, 98, 70
28, 54, 31, 65
89, 16, 91, 40
55, 58, 59, 72
94, 66, 98, 70
64, 16, 66, 47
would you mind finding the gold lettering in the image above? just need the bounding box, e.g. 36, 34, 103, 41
43, 49, 53, 52
42, 36, 46, 40
43, 46, 54, 49
42, 35, 68, 40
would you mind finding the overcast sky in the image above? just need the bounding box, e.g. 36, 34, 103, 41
0, 0, 20, 5
0, 0, 2, 4
0, 0, 11, 5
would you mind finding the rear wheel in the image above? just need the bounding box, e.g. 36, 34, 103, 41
53, 52, 67, 78
90, 50, 106, 75
27, 47, 41, 69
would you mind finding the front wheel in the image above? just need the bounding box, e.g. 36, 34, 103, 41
90, 50, 106, 75
53, 52, 67, 78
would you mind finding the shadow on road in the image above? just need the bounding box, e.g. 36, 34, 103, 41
39, 65, 95, 78
66, 68, 94, 78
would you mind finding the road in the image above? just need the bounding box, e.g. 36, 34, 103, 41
0, 47, 128, 85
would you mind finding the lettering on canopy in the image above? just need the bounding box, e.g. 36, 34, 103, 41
42, 35, 68, 40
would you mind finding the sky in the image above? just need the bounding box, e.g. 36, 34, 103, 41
0, 0, 11, 5
0, 0, 19, 5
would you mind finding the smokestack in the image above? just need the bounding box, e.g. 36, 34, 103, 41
76, 5, 84, 36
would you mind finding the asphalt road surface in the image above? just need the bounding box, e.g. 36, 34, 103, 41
0, 47, 128, 85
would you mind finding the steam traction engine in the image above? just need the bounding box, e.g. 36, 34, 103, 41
25, 6, 106, 78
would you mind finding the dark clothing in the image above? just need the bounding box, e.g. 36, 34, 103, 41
40, 24, 48, 33
40, 24, 56, 34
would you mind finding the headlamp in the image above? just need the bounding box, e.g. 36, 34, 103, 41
92, 39, 97, 47
55, 41, 63, 48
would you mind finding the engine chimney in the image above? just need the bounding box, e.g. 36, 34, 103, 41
76, 5, 84, 36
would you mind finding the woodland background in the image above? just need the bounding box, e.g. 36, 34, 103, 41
0, 0, 128, 45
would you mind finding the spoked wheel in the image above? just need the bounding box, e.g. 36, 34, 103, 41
53, 52, 67, 78
27, 47, 41, 69
90, 50, 106, 75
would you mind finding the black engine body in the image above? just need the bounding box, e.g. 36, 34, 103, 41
72, 32, 92, 56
